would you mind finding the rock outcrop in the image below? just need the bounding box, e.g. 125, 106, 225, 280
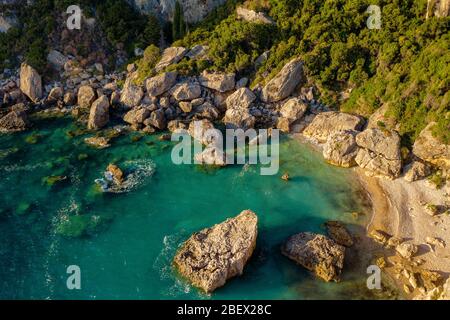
173, 210, 258, 293
355, 128, 402, 178
236, 6, 274, 24
276, 98, 307, 133
404, 161, 432, 182
123, 106, 151, 125
303, 111, 364, 143
223, 88, 256, 130
171, 82, 202, 101
145, 72, 177, 97
129, 0, 227, 23
88, 95, 110, 130
155, 47, 187, 72
120, 79, 144, 109
199, 71, 235, 93
282, 232, 345, 282
323, 130, 359, 167
413, 122, 450, 172
261, 58, 303, 103
0, 105, 29, 133
77, 85, 96, 108
19, 63, 42, 102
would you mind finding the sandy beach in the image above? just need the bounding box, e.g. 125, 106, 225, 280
357, 170, 450, 297
294, 131, 450, 298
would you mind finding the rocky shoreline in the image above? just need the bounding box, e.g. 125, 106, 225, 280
1, 42, 449, 299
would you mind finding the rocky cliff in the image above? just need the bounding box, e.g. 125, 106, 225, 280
128, 0, 226, 23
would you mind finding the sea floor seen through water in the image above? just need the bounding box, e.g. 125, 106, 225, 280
0, 116, 388, 299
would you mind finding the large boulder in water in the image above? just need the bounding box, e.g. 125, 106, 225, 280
19, 63, 42, 102
303, 111, 365, 143
88, 95, 110, 130
282, 232, 345, 282
413, 122, 450, 172
261, 58, 303, 103
0, 104, 29, 133
173, 210, 258, 293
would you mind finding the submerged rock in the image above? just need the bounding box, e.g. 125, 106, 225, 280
325, 221, 354, 247
84, 136, 111, 148
282, 232, 345, 282
173, 210, 258, 293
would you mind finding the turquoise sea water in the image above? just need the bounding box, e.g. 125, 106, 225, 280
0, 116, 377, 300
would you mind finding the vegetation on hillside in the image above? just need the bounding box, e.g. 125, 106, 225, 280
0, 0, 161, 73
164, 0, 449, 145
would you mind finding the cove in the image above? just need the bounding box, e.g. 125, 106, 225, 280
0, 116, 378, 300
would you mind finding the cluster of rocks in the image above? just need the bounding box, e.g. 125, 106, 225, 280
174, 210, 353, 292
369, 229, 448, 298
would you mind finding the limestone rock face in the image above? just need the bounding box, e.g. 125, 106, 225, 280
77, 85, 96, 108
303, 112, 364, 143
356, 128, 401, 160
404, 161, 432, 182
155, 47, 187, 72
236, 6, 274, 24
355, 128, 402, 178
225, 88, 256, 110
120, 79, 144, 109
323, 130, 359, 168
280, 98, 308, 121
173, 210, 258, 293
145, 72, 177, 97
413, 122, 450, 171
0, 106, 29, 133
123, 106, 151, 125
199, 71, 235, 93
171, 82, 202, 101
129, 0, 227, 23
19, 63, 42, 102
261, 58, 303, 103
88, 95, 110, 130
282, 232, 345, 282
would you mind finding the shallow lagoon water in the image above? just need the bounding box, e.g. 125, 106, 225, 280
0, 116, 377, 299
